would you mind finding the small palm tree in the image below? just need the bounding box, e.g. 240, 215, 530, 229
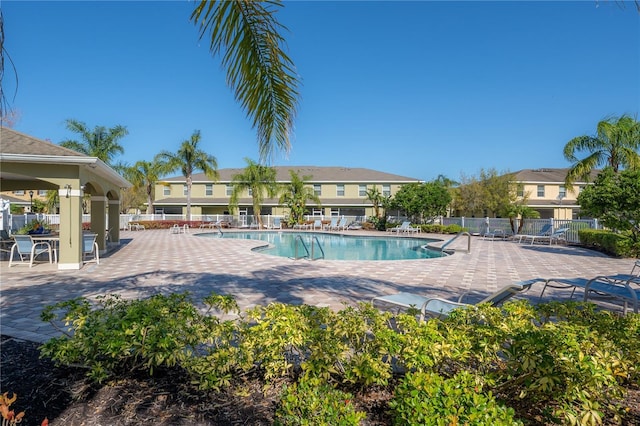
229, 159, 278, 229
156, 130, 219, 221
279, 170, 321, 227
123, 159, 171, 214
564, 114, 640, 188
60, 119, 128, 166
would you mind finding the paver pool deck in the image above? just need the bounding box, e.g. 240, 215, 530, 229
1, 229, 636, 343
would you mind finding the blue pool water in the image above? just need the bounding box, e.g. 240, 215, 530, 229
197, 231, 445, 261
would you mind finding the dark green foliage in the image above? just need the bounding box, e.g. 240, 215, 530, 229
578, 167, 640, 253
39, 294, 640, 425
275, 377, 366, 425
578, 229, 639, 257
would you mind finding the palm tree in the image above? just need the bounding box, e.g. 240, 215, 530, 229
229, 158, 278, 229
564, 114, 640, 188
279, 170, 321, 227
191, 0, 300, 161
365, 186, 385, 220
156, 130, 219, 221
123, 159, 171, 214
59, 119, 128, 166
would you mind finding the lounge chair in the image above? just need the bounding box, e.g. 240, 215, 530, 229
335, 217, 349, 231
269, 218, 282, 229
83, 233, 100, 265
371, 278, 545, 320
325, 217, 339, 230
538, 260, 640, 314
313, 219, 323, 230
522, 227, 569, 246
9, 234, 53, 268
388, 221, 419, 234
515, 223, 552, 243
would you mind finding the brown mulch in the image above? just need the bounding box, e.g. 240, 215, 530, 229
1, 334, 638, 425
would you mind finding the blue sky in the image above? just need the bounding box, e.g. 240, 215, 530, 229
3, 1, 639, 182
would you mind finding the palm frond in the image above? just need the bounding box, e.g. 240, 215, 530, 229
192, 0, 300, 162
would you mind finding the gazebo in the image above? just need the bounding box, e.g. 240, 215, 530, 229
0, 126, 131, 269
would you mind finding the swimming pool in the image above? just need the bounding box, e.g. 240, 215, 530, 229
197, 231, 446, 261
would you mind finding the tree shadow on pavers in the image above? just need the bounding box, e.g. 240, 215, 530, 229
0, 268, 466, 337
520, 244, 615, 258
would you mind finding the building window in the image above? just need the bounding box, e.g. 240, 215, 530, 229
183, 185, 188, 196
312, 208, 322, 216
537, 185, 545, 197
205, 184, 213, 196
330, 208, 340, 216
226, 184, 233, 196
382, 185, 391, 197
13, 190, 24, 196
313, 184, 322, 196
38, 190, 48, 196
248, 188, 253, 196
337, 184, 345, 197
163, 186, 171, 196
558, 185, 566, 199
579, 185, 585, 193
358, 185, 367, 197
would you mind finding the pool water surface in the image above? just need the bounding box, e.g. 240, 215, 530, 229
197, 231, 445, 261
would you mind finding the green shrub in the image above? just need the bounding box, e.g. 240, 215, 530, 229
275, 377, 366, 426
39, 292, 230, 382
390, 371, 521, 425
578, 229, 639, 257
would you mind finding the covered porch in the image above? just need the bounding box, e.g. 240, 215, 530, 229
0, 127, 131, 269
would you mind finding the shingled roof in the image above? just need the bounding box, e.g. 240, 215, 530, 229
512, 168, 600, 183
0, 127, 86, 157
161, 166, 422, 183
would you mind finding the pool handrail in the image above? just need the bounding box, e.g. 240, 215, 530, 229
293, 235, 310, 260
440, 232, 471, 253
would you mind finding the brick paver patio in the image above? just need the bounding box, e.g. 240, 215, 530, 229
0, 229, 635, 343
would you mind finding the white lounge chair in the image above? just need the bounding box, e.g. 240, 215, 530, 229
313, 219, 323, 230
522, 227, 569, 245
269, 218, 282, 229
515, 223, 552, 243
372, 279, 544, 320
335, 217, 349, 231
325, 217, 339, 230
388, 221, 419, 234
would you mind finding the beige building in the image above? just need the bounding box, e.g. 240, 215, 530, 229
513, 168, 599, 219
154, 167, 422, 219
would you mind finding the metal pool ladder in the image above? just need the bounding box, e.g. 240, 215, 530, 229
439, 231, 471, 253
293, 235, 325, 260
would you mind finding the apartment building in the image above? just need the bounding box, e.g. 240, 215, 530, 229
513, 168, 599, 219
153, 166, 422, 219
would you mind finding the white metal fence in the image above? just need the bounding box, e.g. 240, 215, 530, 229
9, 213, 599, 244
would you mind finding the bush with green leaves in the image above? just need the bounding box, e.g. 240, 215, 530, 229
39, 293, 639, 425
390, 370, 521, 425
275, 377, 366, 426
40, 292, 238, 383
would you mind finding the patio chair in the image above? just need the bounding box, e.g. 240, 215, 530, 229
538, 260, 640, 314
372, 278, 545, 320
522, 227, 569, 246
269, 218, 282, 229
313, 219, 323, 230
515, 223, 552, 243
325, 217, 339, 230
9, 234, 53, 268
388, 221, 417, 234
334, 217, 349, 231
83, 233, 100, 265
